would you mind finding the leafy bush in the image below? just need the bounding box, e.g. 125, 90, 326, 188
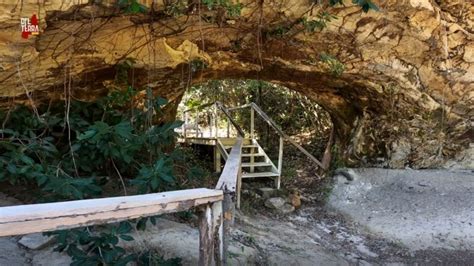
202, 0, 242, 17
301, 12, 337, 32
0, 86, 200, 264
320, 53, 345, 77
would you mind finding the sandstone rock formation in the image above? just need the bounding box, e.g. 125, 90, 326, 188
0, 0, 472, 168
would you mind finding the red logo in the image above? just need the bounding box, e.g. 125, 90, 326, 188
21, 14, 39, 39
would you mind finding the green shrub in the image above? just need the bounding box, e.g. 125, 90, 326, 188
0, 87, 195, 264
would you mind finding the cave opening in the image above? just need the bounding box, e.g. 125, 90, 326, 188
177, 79, 334, 189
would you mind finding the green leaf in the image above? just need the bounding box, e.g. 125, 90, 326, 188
136, 218, 147, 231
352, 0, 379, 12
119, 234, 134, 241
117, 222, 132, 234
7, 163, 17, 174
155, 97, 168, 107
151, 176, 159, 190
115, 254, 136, 266
0, 129, 18, 136
114, 122, 132, 139
19, 155, 34, 165
37, 174, 49, 186
71, 143, 81, 152
77, 130, 96, 140
160, 173, 174, 183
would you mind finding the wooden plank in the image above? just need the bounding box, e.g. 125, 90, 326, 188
216, 139, 229, 161
184, 137, 217, 146
241, 162, 272, 167
215, 137, 243, 193
241, 153, 264, 157
0, 188, 223, 237
215, 146, 222, 173
226, 103, 252, 111
242, 172, 280, 178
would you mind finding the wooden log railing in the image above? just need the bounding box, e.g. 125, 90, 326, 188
215, 136, 243, 264
0, 188, 225, 265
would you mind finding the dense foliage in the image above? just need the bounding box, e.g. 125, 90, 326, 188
0, 87, 210, 265
0, 88, 185, 199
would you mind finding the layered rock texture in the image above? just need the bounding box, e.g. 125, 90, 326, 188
0, 0, 472, 168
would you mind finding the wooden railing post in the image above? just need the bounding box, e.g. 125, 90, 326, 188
183, 112, 188, 140
198, 201, 224, 266
215, 146, 221, 173
277, 136, 283, 189
250, 106, 255, 139
214, 105, 219, 138
221, 192, 234, 265
209, 112, 213, 138
195, 112, 200, 137
250, 106, 255, 172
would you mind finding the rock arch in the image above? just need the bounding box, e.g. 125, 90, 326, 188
0, 0, 472, 168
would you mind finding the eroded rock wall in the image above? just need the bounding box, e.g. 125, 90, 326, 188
0, 0, 472, 168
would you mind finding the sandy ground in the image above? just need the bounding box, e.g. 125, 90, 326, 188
328, 168, 474, 251
1, 168, 474, 265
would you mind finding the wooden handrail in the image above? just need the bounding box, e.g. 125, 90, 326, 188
226, 103, 252, 111
215, 137, 243, 194
0, 188, 222, 237
182, 101, 216, 113
215, 102, 245, 137
214, 136, 243, 265
0, 188, 225, 265
250, 103, 326, 170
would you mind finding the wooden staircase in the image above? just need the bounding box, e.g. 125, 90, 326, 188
179, 101, 327, 207
220, 138, 281, 188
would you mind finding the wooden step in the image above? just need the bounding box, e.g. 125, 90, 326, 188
241, 162, 272, 167
241, 153, 265, 157
242, 172, 280, 178
219, 138, 253, 146
224, 144, 258, 149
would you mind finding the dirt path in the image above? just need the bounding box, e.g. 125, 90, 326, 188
233, 204, 474, 265
230, 168, 474, 265
329, 168, 474, 251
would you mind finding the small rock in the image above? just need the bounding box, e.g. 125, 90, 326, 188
288, 190, 301, 209
18, 233, 55, 250
264, 197, 286, 209
278, 203, 295, 214
31, 247, 72, 266
257, 187, 276, 199
388, 139, 412, 168
334, 168, 358, 181
0, 238, 28, 265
